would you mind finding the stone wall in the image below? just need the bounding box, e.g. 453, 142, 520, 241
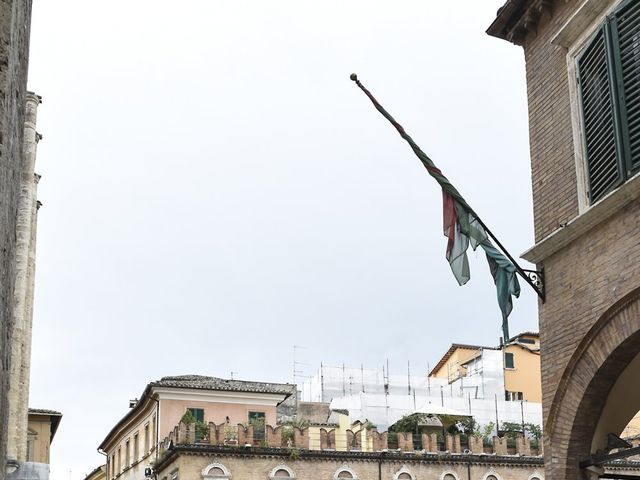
154, 447, 548, 480
0, 0, 34, 477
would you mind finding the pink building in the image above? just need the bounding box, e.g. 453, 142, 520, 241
98, 375, 295, 480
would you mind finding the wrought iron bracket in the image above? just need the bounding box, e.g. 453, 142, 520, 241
521, 268, 545, 302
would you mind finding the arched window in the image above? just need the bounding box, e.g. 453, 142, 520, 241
528, 475, 544, 480
441, 472, 458, 480
202, 463, 231, 479
482, 472, 501, 480
393, 466, 414, 480
333, 467, 358, 480
268, 465, 296, 479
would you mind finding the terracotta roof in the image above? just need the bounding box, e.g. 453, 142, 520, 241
429, 344, 498, 377
28, 408, 62, 416
99, 375, 295, 450
150, 375, 294, 395
508, 332, 539, 342
83, 465, 106, 480
28, 408, 63, 442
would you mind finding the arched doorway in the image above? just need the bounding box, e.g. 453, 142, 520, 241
545, 288, 640, 478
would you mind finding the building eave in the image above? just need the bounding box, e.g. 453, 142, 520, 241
28, 408, 63, 442
98, 376, 294, 451
487, 0, 554, 46
429, 344, 497, 377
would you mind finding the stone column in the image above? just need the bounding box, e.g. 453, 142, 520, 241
7, 92, 41, 462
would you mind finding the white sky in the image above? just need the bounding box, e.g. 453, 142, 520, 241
26, 2, 534, 479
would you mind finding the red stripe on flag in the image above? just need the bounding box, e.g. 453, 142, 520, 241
443, 190, 456, 259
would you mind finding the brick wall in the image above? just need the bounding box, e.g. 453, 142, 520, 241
512, 0, 640, 478
0, 0, 33, 476
523, 3, 579, 243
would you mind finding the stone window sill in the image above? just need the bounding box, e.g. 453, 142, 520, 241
522, 171, 640, 264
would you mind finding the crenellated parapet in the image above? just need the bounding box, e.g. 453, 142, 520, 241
161, 421, 541, 458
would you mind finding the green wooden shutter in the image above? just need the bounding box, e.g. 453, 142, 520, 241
504, 352, 514, 369
613, 0, 640, 171
188, 408, 204, 422
578, 27, 623, 202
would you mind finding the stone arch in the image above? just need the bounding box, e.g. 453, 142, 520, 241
527, 473, 544, 480
268, 464, 296, 479
481, 471, 502, 480
202, 462, 231, 479
393, 465, 414, 480
545, 287, 640, 478
333, 466, 359, 479
440, 472, 459, 480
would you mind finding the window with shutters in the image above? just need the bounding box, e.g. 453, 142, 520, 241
187, 408, 204, 423
577, 0, 640, 203
504, 352, 515, 369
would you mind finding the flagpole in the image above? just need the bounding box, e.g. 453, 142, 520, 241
349, 73, 544, 302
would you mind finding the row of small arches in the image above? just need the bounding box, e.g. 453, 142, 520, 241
201, 463, 544, 480
202, 463, 360, 479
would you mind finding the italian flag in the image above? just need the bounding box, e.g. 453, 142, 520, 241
352, 75, 521, 339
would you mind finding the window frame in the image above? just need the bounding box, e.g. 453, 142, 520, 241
332, 466, 359, 480
568, 0, 640, 209
268, 464, 296, 479
187, 408, 205, 423
440, 472, 459, 480
201, 462, 231, 479
504, 352, 515, 370
133, 432, 139, 464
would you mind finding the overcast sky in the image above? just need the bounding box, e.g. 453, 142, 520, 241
26, 2, 533, 479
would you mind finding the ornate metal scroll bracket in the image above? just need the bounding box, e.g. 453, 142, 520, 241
521, 268, 545, 302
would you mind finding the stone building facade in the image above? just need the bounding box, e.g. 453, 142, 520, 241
155, 446, 546, 480
488, 0, 640, 478
0, 0, 36, 478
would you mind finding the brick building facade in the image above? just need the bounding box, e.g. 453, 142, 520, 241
488, 0, 640, 478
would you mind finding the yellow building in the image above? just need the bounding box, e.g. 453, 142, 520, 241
26, 408, 62, 465
503, 332, 541, 403
297, 402, 375, 452
429, 332, 541, 403
83, 466, 106, 480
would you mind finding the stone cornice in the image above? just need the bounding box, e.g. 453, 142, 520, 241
154, 444, 544, 473
487, 0, 554, 45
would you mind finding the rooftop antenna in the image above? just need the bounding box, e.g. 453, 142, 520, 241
384, 359, 390, 396
320, 362, 325, 402
361, 363, 365, 393
342, 363, 346, 396
230, 371, 238, 380
407, 360, 412, 396
293, 345, 309, 384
